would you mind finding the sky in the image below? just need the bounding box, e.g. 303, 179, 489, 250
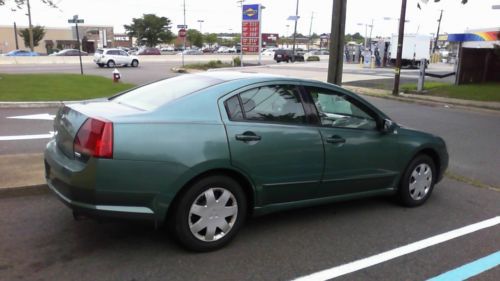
0, 0, 499, 37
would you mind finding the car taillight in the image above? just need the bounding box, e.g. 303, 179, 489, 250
74, 117, 113, 159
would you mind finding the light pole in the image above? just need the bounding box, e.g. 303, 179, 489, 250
291, 0, 300, 61
286, 24, 290, 48
197, 20, 204, 33
68, 15, 84, 75
357, 21, 372, 48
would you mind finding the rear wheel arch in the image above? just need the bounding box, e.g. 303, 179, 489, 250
165, 168, 256, 223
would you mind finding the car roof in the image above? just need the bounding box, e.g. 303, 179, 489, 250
195, 71, 285, 82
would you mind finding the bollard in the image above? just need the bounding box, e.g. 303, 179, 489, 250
417, 58, 426, 92
359, 56, 363, 67
371, 55, 376, 69
113, 68, 121, 83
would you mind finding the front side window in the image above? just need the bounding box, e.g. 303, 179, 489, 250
236, 85, 306, 124
306, 87, 377, 130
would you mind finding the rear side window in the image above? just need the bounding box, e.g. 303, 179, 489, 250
225, 95, 243, 120
112, 75, 223, 110
225, 85, 306, 124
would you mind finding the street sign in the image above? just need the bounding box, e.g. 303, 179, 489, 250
178, 28, 187, 38
68, 19, 84, 23
177, 25, 188, 28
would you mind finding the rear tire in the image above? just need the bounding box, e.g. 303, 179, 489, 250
171, 175, 247, 252
107, 60, 115, 68
398, 155, 436, 207
97, 63, 104, 68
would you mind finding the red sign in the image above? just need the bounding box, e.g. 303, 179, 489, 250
178, 28, 186, 38
242, 21, 260, 54
242, 46, 259, 53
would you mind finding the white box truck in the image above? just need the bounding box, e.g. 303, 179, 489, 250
389, 34, 431, 68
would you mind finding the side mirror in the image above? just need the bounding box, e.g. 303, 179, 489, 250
381, 119, 396, 133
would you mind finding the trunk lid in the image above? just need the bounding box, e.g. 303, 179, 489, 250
53, 101, 144, 159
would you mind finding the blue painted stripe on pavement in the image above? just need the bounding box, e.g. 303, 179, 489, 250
427, 251, 500, 281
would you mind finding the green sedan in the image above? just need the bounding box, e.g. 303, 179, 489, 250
44, 71, 448, 251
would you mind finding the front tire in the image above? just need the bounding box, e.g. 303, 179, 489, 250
131, 59, 139, 67
398, 155, 436, 207
171, 175, 247, 252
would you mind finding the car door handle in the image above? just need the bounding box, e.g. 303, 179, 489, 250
326, 135, 346, 144
235, 132, 261, 142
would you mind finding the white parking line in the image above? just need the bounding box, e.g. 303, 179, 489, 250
293, 216, 500, 281
0, 132, 54, 141
7, 113, 55, 120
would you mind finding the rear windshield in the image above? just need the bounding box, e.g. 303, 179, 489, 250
111, 75, 224, 110
95, 49, 103, 54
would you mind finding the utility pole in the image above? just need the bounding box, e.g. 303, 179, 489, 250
26, 0, 34, 51
392, 0, 408, 96
307, 12, 314, 51
433, 9, 443, 53
13, 22, 19, 49
291, 0, 299, 61
327, 0, 347, 85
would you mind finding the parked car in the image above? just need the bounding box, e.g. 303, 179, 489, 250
304, 50, 329, 60
3, 49, 39, 56
45, 71, 448, 252
137, 47, 161, 55
178, 49, 203, 55
49, 49, 88, 56
274, 49, 304, 63
261, 48, 276, 57
93, 48, 139, 68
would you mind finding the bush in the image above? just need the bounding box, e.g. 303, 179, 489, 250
306, 56, 320, 62
207, 60, 223, 68
232, 56, 241, 66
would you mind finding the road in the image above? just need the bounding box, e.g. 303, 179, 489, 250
1, 61, 499, 280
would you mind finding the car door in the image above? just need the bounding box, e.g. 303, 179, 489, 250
119, 50, 129, 64
302, 85, 402, 197
221, 83, 324, 206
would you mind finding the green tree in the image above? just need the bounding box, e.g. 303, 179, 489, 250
124, 14, 174, 47
19, 25, 45, 47
204, 33, 218, 48
187, 29, 203, 48
345, 32, 364, 45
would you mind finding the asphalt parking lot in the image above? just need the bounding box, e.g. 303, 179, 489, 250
0, 178, 498, 281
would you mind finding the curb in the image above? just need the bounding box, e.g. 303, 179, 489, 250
0, 184, 49, 198
0, 101, 79, 108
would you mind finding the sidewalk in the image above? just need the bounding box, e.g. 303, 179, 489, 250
0, 153, 47, 196
345, 86, 500, 113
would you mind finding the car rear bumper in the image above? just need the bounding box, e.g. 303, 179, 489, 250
44, 140, 155, 221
